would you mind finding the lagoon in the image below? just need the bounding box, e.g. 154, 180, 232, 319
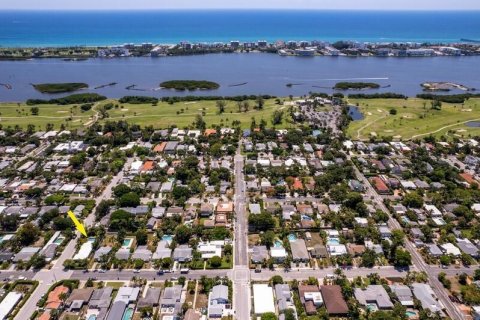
1, 55, 480, 101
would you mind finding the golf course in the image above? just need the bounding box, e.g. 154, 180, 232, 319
0, 98, 293, 130
346, 97, 480, 140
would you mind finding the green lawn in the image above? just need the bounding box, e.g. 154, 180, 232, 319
0, 98, 293, 130
103, 98, 293, 129
346, 98, 480, 140
0, 102, 95, 130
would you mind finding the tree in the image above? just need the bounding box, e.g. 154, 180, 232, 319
249, 212, 275, 232
194, 114, 206, 130
260, 312, 277, 320
175, 225, 192, 244
360, 249, 377, 268
389, 108, 397, 115
270, 275, 284, 286
209, 256, 222, 268
402, 191, 424, 208
30, 106, 39, 115
256, 95, 265, 110
113, 184, 132, 198
0, 214, 19, 231
394, 248, 411, 267
30, 254, 47, 269
136, 229, 148, 245
119, 192, 140, 207
216, 100, 227, 114
17, 222, 40, 246
260, 230, 276, 248
271, 110, 284, 125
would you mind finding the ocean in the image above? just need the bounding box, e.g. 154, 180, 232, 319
0, 10, 480, 47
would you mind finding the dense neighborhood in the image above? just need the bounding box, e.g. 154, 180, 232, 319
0, 93, 480, 320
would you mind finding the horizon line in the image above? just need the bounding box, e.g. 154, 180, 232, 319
1, 8, 480, 12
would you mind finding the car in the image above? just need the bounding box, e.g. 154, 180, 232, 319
99, 269, 106, 273
157, 270, 164, 275
134, 269, 140, 273
180, 268, 190, 274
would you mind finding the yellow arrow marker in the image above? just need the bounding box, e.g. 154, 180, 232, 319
67, 210, 87, 237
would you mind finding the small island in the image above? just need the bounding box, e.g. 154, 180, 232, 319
159, 80, 220, 91
334, 82, 381, 90
421, 81, 473, 92
32, 82, 88, 94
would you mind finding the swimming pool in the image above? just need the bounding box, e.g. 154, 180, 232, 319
327, 238, 340, 245
301, 215, 313, 221
288, 234, 297, 242
122, 238, 133, 248
53, 236, 65, 245
88, 237, 96, 243
87, 315, 97, 320
122, 307, 134, 320
366, 303, 378, 312
405, 311, 417, 317
274, 240, 284, 248
162, 235, 173, 242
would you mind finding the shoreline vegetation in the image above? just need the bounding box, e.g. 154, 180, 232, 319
159, 80, 220, 91
32, 83, 88, 94
334, 82, 381, 90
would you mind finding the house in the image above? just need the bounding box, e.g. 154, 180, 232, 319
275, 284, 294, 312
173, 245, 193, 262
249, 203, 261, 215
88, 287, 113, 320
371, 177, 389, 194
290, 239, 309, 262
13, 247, 40, 262
251, 246, 269, 264
253, 284, 275, 315
427, 244, 443, 257
389, 285, 414, 307
412, 283, 445, 316
0, 292, 23, 320
152, 241, 172, 260
298, 285, 323, 315
160, 285, 184, 314
137, 287, 161, 308
378, 225, 392, 239
198, 241, 223, 259
270, 246, 288, 262
94, 246, 112, 261
132, 246, 152, 261
46, 285, 69, 310
65, 288, 94, 312
115, 248, 131, 260
354, 285, 394, 310
320, 285, 349, 316
456, 238, 479, 257
440, 243, 461, 256
208, 285, 230, 318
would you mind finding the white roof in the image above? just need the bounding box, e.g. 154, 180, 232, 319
73, 242, 93, 260
0, 291, 22, 320
253, 284, 275, 314
440, 243, 461, 256
424, 204, 442, 217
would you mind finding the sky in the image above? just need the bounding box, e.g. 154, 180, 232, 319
1, 0, 480, 10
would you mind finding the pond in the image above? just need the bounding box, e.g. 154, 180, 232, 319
466, 121, 480, 127
348, 105, 364, 121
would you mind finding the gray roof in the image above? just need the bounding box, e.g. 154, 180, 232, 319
456, 239, 479, 256
389, 284, 413, 306
13, 247, 39, 262
412, 283, 445, 316
160, 285, 182, 307
94, 246, 112, 260
211, 285, 229, 302
138, 287, 161, 308
290, 239, 309, 261
275, 284, 293, 312
89, 287, 113, 309
153, 241, 171, 260
115, 248, 131, 260
106, 300, 126, 320
251, 245, 269, 263
354, 285, 394, 309
132, 246, 152, 261
173, 245, 192, 262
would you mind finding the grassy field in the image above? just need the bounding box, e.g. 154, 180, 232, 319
346, 98, 480, 140
0, 102, 95, 130
0, 98, 293, 131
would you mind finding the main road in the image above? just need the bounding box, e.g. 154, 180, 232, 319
233, 146, 250, 320
350, 158, 465, 320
